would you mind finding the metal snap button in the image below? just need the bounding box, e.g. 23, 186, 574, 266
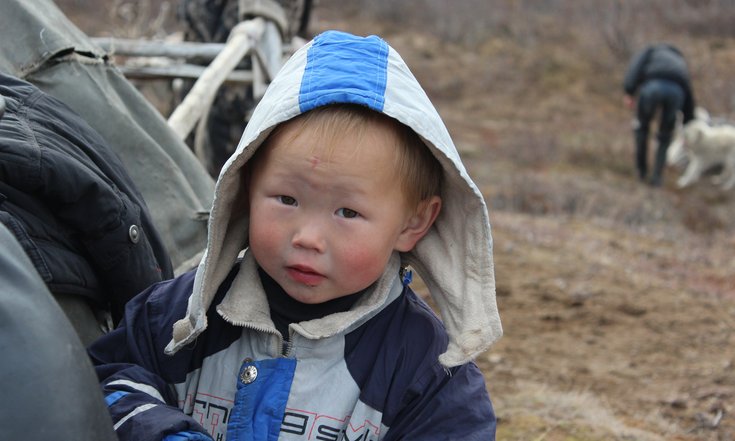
241, 365, 258, 384
128, 225, 140, 244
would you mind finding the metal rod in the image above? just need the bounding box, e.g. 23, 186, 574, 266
90, 36, 297, 62
115, 64, 254, 83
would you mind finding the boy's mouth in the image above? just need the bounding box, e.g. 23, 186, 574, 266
286, 264, 325, 286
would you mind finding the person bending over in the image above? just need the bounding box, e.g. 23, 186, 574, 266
623, 43, 696, 187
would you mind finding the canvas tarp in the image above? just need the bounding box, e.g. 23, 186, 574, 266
0, 0, 214, 273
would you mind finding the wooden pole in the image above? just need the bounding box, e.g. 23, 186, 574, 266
167, 18, 265, 141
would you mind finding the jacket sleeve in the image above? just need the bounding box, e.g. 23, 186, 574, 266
385, 361, 497, 441
87, 271, 213, 441
354, 288, 497, 440
623, 47, 652, 95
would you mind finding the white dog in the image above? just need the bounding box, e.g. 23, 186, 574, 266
666, 107, 712, 168
675, 115, 735, 189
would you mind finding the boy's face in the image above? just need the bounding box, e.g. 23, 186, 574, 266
248, 116, 426, 304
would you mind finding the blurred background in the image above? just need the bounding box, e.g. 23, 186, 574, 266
53, 1, 735, 440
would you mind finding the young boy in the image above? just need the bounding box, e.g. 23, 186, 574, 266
89, 30, 502, 441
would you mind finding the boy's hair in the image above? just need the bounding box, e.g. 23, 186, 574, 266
256, 104, 443, 210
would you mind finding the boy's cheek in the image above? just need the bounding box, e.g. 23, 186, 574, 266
249, 214, 281, 254
337, 246, 390, 284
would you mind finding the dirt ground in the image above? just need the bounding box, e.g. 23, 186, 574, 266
309, 9, 735, 441
56, 1, 735, 439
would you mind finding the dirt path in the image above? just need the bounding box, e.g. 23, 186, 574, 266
484, 212, 735, 440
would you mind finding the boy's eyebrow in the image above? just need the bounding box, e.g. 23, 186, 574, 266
270, 164, 376, 197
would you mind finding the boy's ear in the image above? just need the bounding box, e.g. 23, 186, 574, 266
395, 196, 442, 252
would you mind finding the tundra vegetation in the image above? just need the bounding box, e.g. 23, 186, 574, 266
58, 1, 735, 439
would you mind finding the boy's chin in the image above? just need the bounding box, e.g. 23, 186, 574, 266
281, 284, 332, 304
283, 284, 358, 305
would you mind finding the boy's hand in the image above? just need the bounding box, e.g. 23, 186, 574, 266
623, 94, 635, 109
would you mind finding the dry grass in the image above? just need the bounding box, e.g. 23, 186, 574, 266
55, 1, 735, 439
311, 5, 735, 439
494, 380, 671, 441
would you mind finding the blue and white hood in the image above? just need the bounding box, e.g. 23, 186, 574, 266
166, 30, 502, 367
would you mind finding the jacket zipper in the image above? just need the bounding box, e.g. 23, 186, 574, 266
281, 328, 293, 357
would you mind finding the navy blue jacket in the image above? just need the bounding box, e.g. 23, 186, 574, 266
89, 258, 497, 441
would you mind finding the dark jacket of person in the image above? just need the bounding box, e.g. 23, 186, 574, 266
623, 44, 696, 122
0, 73, 173, 324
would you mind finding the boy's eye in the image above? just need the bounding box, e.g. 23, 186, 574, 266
336, 208, 359, 219
277, 195, 297, 206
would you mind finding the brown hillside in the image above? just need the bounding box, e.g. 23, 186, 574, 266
56, 1, 735, 439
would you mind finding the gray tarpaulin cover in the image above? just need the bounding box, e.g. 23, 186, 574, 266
0, 0, 214, 272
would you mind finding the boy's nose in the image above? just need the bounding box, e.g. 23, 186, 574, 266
291, 222, 326, 253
